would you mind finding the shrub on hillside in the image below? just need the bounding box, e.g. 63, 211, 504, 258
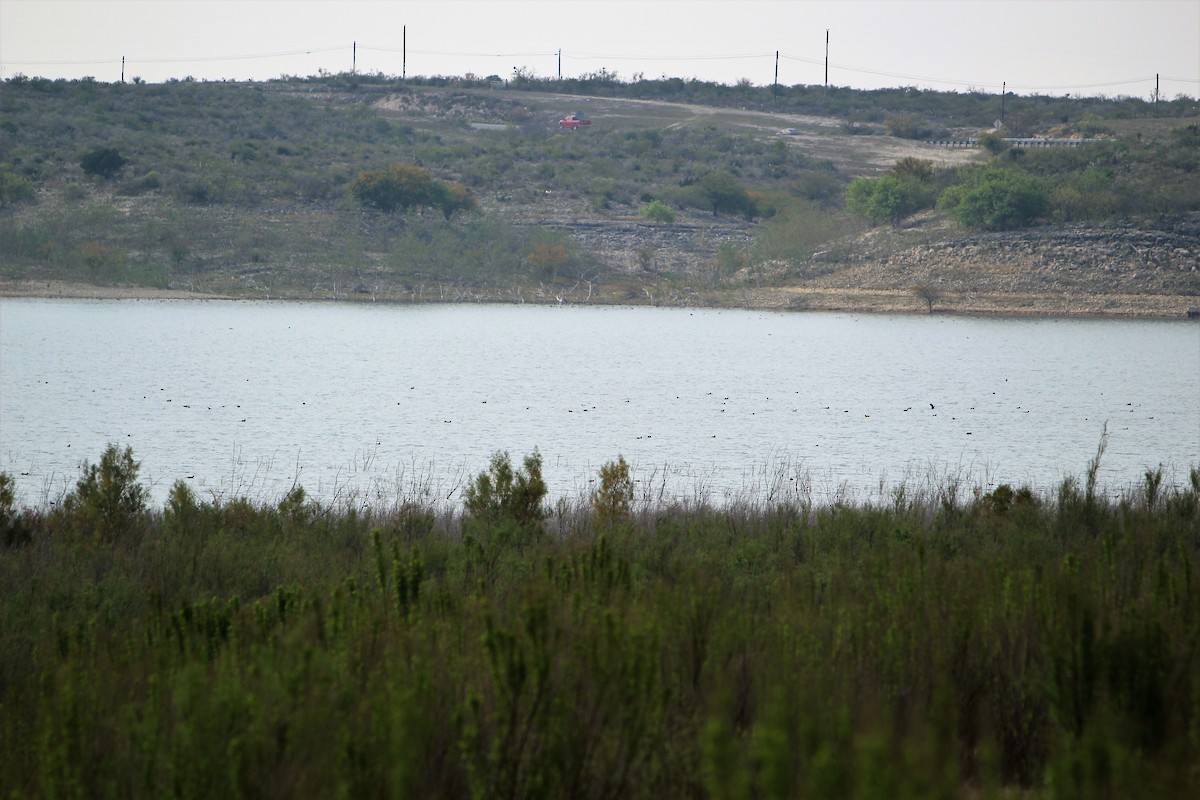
845, 174, 936, 226
639, 199, 676, 224
0, 166, 35, 206
938, 167, 1050, 231
79, 146, 129, 179
885, 113, 936, 140
698, 170, 758, 218
350, 163, 475, 218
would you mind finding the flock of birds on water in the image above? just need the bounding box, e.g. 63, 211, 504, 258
21, 376, 1152, 471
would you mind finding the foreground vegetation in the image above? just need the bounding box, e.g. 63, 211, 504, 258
2, 445, 1198, 798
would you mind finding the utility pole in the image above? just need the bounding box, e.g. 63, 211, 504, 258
774, 50, 779, 104
1155, 73, 1160, 106
121, 56, 125, 83
558, 49, 562, 80
824, 30, 829, 88
353, 41, 356, 73
1001, 81, 1006, 127
403, 26, 407, 80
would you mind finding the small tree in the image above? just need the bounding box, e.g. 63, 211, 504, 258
938, 167, 1049, 231
592, 457, 635, 530
80, 146, 129, 179
433, 180, 477, 219
977, 131, 1010, 156
350, 163, 474, 217
890, 157, 936, 183
0, 472, 32, 548
351, 163, 436, 212
639, 199, 676, 224
464, 450, 548, 531
698, 171, 757, 218
61, 444, 148, 543
845, 175, 934, 226
0, 167, 35, 207
913, 285, 941, 314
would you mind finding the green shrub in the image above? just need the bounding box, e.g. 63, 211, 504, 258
350, 162, 475, 218
464, 450, 548, 531
0, 472, 33, 548
60, 443, 148, 543
639, 199, 676, 224
592, 457, 635, 530
845, 174, 935, 226
938, 167, 1050, 230
698, 170, 758, 218
79, 146, 129, 179
0, 166, 35, 206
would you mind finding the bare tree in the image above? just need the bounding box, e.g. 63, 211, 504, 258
913, 285, 941, 314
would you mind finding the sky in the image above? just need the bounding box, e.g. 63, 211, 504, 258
2, 0, 1198, 99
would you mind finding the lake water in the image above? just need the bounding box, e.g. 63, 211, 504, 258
1, 298, 1197, 510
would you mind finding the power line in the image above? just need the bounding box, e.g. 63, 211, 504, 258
564, 51, 773, 62
4, 45, 347, 67
2, 42, 1192, 96
361, 46, 553, 58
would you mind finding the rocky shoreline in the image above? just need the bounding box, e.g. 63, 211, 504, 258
3, 215, 1198, 319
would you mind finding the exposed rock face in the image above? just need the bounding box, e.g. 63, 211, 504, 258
822, 216, 1200, 296
539, 209, 1200, 316
766, 214, 1200, 317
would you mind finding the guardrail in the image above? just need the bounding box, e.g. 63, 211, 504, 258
927, 137, 1099, 149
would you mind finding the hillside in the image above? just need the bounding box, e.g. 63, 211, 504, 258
1, 76, 1198, 316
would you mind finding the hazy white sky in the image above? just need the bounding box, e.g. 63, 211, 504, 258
2, 0, 1197, 98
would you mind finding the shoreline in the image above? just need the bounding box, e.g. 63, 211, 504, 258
2, 279, 1197, 320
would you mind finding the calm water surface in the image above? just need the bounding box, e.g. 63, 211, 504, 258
1, 298, 1197, 508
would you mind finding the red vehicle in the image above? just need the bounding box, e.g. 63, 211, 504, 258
558, 112, 591, 130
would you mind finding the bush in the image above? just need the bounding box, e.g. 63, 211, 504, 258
464, 450, 548, 531
0, 166, 35, 206
592, 457, 635, 530
639, 199, 676, 224
845, 174, 935, 226
60, 444, 148, 543
79, 146, 129, 179
938, 167, 1050, 230
885, 113, 935, 140
350, 163, 475, 218
698, 170, 758, 218
0, 472, 33, 548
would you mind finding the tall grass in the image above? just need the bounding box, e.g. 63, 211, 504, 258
1, 448, 1198, 798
